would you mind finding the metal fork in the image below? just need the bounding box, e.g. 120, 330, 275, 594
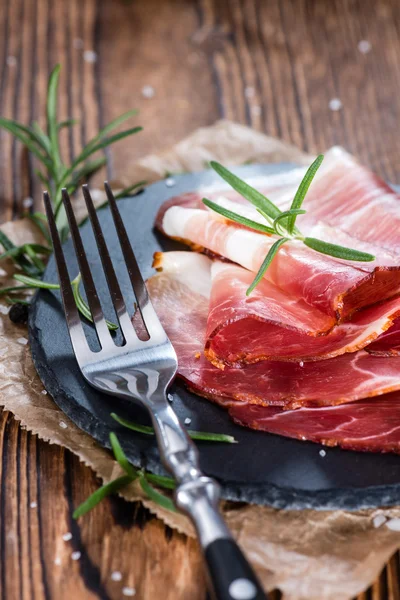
43, 184, 267, 600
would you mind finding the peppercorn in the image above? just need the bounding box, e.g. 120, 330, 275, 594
9, 302, 29, 324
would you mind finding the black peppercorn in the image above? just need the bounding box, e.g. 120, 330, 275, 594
9, 302, 29, 324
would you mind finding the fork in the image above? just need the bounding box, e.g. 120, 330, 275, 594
43, 183, 267, 600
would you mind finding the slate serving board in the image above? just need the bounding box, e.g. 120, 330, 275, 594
29, 164, 400, 510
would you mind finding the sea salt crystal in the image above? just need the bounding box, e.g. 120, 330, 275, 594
373, 514, 387, 528
251, 105, 262, 117
111, 571, 122, 582
244, 86, 255, 98
7, 56, 17, 67
141, 85, 155, 99
122, 587, 136, 597
0, 305, 10, 315
17, 337, 28, 345
83, 50, 97, 63
62, 532, 72, 541
30, 501, 37, 508
23, 197, 33, 208
319, 449, 326, 458
167, 394, 174, 403
71, 551, 81, 561
41, 389, 48, 395
329, 98, 343, 111
358, 40, 371, 54
59, 421, 68, 429
386, 518, 400, 531
165, 177, 176, 188
184, 418, 192, 425
73, 38, 84, 50
54, 557, 61, 566
299, 361, 304, 367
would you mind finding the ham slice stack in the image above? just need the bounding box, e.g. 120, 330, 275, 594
148, 147, 400, 453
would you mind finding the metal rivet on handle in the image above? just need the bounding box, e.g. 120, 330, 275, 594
229, 578, 258, 600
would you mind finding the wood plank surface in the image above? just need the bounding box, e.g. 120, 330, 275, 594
0, 0, 400, 598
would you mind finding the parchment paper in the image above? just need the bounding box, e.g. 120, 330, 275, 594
1, 120, 400, 600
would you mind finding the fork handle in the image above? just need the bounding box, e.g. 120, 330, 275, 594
149, 403, 267, 600
175, 477, 267, 600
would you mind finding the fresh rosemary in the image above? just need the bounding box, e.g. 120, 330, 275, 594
0, 64, 144, 317
203, 155, 375, 295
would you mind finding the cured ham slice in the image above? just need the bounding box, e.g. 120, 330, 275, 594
157, 195, 400, 329
228, 396, 400, 454
367, 319, 400, 356
148, 252, 400, 409
206, 261, 400, 365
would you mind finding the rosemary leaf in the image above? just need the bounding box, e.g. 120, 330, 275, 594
146, 473, 176, 490
73, 474, 134, 519
203, 198, 275, 235
31, 121, 52, 155
210, 161, 282, 220
273, 209, 306, 235
57, 119, 78, 130
0, 118, 53, 173
110, 412, 238, 444
71, 274, 118, 330
303, 238, 375, 262
0, 230, 41, 276
247, 237, 289, 296
6, 297, 31, 305
46, 64, 62, 176
70, 156, 107, 189
84, 109, 139, 152
139, 473, 176, 512
114, 181, 147, 200
28, 213, 51, 244
14, 274, 59, 289
287, 154, 324, 234
0, 285, 35, 296
109, 432, 137, 478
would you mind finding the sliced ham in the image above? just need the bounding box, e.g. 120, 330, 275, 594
367, 319, 400, 356
228, 396, 400, 454
148, 252, 400, 409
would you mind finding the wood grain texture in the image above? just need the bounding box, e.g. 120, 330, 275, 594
0, 0, 400, 598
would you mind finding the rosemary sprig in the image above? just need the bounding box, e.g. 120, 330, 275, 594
204, 155, 375, 294
110, 412, 238, 443
73, 432, 176, 519
0, 63, 144, 321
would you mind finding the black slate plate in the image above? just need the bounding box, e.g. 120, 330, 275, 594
29, 164, 400, 510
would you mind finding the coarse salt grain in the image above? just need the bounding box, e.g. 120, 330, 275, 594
165, 177, 176, 188
329, 98, 343, 111
59, 421, 68, 429
41, 389, 48, 395
141, 85, 155, 99
319, 449, 326, 457
0, 305, 9, 315
373, 514, 387, 528
244, 86, 255, 98
111, 571, 122, 582
17, 337, 28, 345
71, 551, 81, 561
7, 56, 17, 67
23, 197, 33, 208
54, 557, 61, 566
83, 50, 97, 63
184, 418, 192, 425
167, 394, 174, 403
386, 518, 400, 531
299, 361, 304, 367
122, 587, 136, 597
30, 501, 37, 508
62, 532, 72, 541
358, 40, 371, 54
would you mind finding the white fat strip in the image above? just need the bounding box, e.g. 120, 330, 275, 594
162, 205, 198, 238
156, 251, 212, 298
205, 195, 269, 225
198, 169, 306, 198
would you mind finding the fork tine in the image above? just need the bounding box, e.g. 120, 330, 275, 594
104, 182, 164, 337
61, 188, 113, 350
82, 184, 139, 343
43, 192, 91, 361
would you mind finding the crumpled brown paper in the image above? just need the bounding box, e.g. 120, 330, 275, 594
1, 120, 400, 600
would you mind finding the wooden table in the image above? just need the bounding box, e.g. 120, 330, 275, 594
1, 0, 400, 598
